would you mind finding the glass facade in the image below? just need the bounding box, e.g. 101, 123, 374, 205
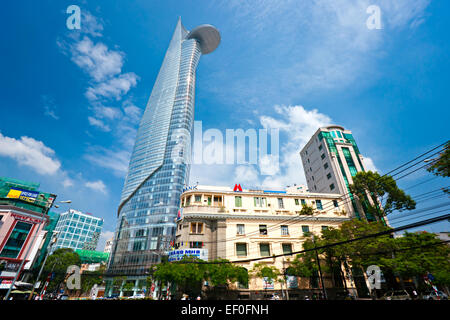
107, 20, 220, 277
0, 221, 32, 258
52, 210, 103, 253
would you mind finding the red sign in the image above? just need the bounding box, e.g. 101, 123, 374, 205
233, 184, 243, 192
11, 213, 43, 224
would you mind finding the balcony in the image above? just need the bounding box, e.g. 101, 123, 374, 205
182, 205, 227, 214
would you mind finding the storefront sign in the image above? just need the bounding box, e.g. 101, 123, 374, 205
168, 249, 208, 262
11, 213, 42, 224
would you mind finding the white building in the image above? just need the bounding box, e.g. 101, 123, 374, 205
52, 209, 103, 253
104, 237, 114, 254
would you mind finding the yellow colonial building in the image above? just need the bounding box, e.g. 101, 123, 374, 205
174, 184, 357, 299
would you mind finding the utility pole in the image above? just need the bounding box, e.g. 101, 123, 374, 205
312, 234, 327, 300
28, 231, 59, 300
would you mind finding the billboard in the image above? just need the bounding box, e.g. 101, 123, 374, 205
6, 188, 39, 203
168, 249, 208, 262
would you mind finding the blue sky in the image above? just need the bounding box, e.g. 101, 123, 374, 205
0, 0, 449, 249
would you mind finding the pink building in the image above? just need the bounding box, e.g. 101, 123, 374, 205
0, 205, 49, 289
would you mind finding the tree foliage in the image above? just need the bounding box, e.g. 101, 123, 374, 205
151, 256, 249, 296
290, 219, 450, 288
349, 171, 416, 218
43, 248, 81, 292
427, 141, 450, 178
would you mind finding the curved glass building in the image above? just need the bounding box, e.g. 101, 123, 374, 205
106, 19, 220, 279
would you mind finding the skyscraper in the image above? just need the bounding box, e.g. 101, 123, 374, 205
300, 125, 377, 221
106, 19, 220, 281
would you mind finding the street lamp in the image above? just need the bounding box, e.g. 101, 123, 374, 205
27, 231, 59, 300
53, 200, 72, 208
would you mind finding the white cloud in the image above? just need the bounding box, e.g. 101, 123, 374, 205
233, 165, 260, 186
81, 11, 104, 37
0, 132, 61, 175
62, 178, 74, 188
190, 105, 333, 190
84, 147, 131, 177
70, 36, 124, 82
85, 180, 107, 194
88, 116, 111, 132
86, 72, 138, 101
259, 105, 333, 189
363, 156, 378, 172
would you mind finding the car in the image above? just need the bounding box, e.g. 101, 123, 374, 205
130, 293, 145, 299
380, 290, 411, 300
58, 294, 69, 300
422, 290, 448, 300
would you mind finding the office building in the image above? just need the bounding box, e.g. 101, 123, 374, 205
106, 18, 220, 282
300, 125, 377, 221
52, 209, 103, 253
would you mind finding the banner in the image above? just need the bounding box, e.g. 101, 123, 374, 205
6, 188, 39, 203
168, 249, 208, 262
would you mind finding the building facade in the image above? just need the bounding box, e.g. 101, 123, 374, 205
174, 185, 355, 299
300, 125, 377, 221
104, 237, 113, 254
106, 18, 220, 281
0, 177, 56, 292
52, 209, 103, 253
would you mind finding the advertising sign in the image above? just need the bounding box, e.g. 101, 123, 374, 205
263, 277, 274, 290
286, 275, 298, 289
6, 188, 39, 203
168, 249, 208, 262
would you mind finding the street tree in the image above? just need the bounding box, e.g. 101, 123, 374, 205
349, 171, 416, 219
42, 248, 81, 293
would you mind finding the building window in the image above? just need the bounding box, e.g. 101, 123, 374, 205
327, 173, 332, 179
259, 243, 271, 257
278, 198, 284, 209
301, 199, 306, 206
318, 144, 323, 151
281, 225, 289, 236
282, 243, 293, 255
330, 183, 335, 191
190, 222, 203, 234
312, 176, 314, 181
194, 195, 202, 202
236, 243, 247, 257
294, 199, 299, 206
321, 226, 329, 232
259, 225, 268, 235
237, 224, 245, 235
302, 225, 310, 236
316, 200, 323, 210
254, 197, 267, 207
0, 221, 32, 258
333, 200, 339, 208
324, 163, 329, 170
321, 153, 326, 160
190, 241, 203, 248
235, 196, 242, 207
